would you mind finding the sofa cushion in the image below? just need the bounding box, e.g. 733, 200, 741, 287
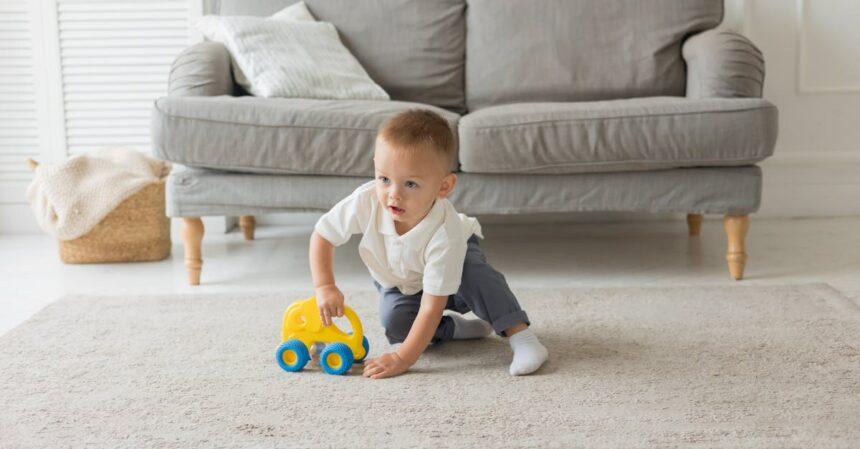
151, 95, 460, 176
457, 97, 778, 174
217, 0, 466, 112
465, 0, 722, 110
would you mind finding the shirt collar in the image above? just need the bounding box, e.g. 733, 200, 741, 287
379, 198, 446, 244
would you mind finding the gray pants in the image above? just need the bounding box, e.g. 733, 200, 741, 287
373, 234, 530, 344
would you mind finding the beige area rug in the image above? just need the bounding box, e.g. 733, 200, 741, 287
1, 284, 858, 448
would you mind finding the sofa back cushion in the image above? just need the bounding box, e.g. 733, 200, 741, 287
465, 0, 723, 110
217, 0, 467, 112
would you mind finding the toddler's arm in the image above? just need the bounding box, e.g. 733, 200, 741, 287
309, 230, 344, 326
363, 292, 447, 379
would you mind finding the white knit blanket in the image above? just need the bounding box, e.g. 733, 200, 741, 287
26, 147, 170, 240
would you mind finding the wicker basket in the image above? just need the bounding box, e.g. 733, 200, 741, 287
58, 180, 171, 264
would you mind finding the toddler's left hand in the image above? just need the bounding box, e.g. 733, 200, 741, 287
362, 352, 410, 379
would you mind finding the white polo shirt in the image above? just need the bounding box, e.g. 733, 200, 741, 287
314, 180, 483, 296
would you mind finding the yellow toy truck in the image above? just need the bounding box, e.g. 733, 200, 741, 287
275, 296, 369, 375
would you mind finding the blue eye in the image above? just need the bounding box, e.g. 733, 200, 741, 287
406, 181, 418, 189
378, 176, 390, 184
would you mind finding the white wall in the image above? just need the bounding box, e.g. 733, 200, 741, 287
739, 0, 860, 216
747, 0, 860, 159
1, 0, 858, 234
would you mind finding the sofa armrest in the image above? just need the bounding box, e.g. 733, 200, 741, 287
682, 29, 765, 99
168, 41, 235, 97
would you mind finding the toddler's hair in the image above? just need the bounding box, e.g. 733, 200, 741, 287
377, 109, 454, 170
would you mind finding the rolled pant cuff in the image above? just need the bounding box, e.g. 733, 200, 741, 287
491, 310, 530, 337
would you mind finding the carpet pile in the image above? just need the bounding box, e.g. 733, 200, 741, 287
1, 284, 858, 448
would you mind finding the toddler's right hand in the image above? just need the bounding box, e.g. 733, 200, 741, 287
315, 284, 345, 326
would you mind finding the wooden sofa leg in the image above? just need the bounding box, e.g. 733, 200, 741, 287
182, 217, 204, 285
687, 213, 703, 236
723, 215, 749, 281
240, 215, 256, 240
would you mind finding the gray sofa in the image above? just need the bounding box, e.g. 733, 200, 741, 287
151, 0, 778, 285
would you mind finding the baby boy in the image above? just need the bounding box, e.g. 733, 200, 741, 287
309, 109, 548, 379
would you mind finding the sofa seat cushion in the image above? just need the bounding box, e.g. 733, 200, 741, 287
151, 95, 460, 176
457, 97, 778, 174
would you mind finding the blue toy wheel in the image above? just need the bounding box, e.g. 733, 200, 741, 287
347, 331, 370, 363
320, 342, 354, 375
276, 339, 310, 372
355, 336, 370, 364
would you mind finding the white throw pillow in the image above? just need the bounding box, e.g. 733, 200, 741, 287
196, 10, 389, 100
228, 2, 316, 88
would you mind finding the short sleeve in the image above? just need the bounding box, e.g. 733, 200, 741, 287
422, 229, 467, 296
314, 183, 373, 246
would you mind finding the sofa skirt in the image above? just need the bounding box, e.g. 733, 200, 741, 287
165, 165, 761, 218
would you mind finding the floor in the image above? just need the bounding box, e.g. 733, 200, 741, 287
2, 215, 859, 337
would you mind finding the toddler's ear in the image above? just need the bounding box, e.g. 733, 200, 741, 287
438, 172, 457, 198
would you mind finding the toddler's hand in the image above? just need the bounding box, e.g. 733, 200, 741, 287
315, 284, 344, 326
363, 352, 410, 379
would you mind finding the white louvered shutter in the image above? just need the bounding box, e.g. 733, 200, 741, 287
0, 0, 38, 184
56, 0, 193, 155
0, 0, 200, 232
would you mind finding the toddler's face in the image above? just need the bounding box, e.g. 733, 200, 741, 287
373, 137, 455, 233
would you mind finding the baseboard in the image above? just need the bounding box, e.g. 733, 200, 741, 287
3, 155, 859, 234
758, 154, 860, 218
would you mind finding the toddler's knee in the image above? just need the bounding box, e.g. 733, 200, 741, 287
379, 305, 414, 344
384, 328, 408, 345
383, 320, 411, 344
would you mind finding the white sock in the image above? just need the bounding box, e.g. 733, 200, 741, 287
508, 328, 548, 376
449, 313, 494, 340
